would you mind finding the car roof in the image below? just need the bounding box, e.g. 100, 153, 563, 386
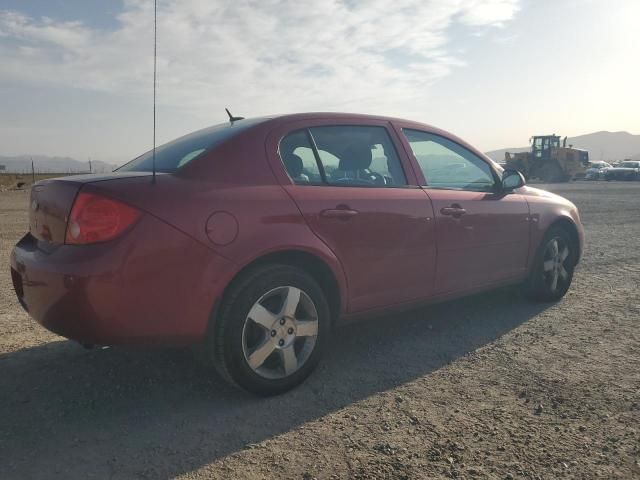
267, 111, 411, 122
237, 112, 439, 130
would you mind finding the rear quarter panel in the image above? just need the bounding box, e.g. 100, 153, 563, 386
11, 212, 236, 344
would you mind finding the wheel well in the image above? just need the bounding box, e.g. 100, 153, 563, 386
549, 217, 580, 263
223, 250, 342, 325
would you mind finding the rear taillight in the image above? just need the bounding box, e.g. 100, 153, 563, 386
65, 192, 141, 245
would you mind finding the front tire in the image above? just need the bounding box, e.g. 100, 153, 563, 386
208, 264, 330, 396
524, 226, 576, 302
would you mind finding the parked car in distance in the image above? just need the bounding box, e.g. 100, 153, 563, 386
585, 161, 612, 180
10, 112, 584, 395
604, 160, 640, 181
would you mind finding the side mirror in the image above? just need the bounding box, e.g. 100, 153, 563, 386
501, 169, 525, 191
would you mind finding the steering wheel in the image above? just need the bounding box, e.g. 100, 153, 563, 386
368, 171, 387, 185
332, 170, 387, 186
332, 177, 377, 186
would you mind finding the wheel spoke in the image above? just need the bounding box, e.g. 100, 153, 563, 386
543, 260, 554, 272
559, 265, 569, 280
549, 239, 559, 257
280, 345, 298, 375
550, 270, 558, 291
281, 287, 301, 317
247, 339, 275, 370
248, 303, 278, 329
559, 246, 569, 262
296, 320, 318, 337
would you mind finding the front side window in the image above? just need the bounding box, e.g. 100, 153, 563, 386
279, 126, 407, 187
402, 129, 496, 192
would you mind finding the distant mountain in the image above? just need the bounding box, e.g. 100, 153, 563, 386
0, 155, 117, 174
485, 146, 529, 162
485, 131, 640, 163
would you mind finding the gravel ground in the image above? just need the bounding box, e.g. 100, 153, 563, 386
0, 182, 638, 479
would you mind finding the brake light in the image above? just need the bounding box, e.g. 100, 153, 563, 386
65, 192, 141, 245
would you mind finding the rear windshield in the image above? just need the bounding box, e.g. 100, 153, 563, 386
117, 118, 266, 173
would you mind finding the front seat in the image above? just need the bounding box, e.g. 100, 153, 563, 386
336, 144, 385, 185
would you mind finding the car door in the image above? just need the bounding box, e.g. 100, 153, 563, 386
397, 127, 531, 294
266, 120, 437, 313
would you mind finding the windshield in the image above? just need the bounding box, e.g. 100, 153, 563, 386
117, 118, 266, 172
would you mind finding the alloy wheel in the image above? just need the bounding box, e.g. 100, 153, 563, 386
241, 286, 319, 379
542, 237, 570, 292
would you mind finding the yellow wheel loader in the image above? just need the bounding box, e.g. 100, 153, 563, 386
504, 135, 589, 183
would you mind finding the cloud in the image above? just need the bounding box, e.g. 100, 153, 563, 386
458, 0, 519, 26
0, 0, 519, 117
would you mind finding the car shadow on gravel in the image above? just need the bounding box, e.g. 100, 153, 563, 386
0, 287, 550, 479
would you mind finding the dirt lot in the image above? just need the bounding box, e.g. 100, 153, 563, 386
1, 182, 638, 479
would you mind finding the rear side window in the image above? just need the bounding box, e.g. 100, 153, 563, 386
279, 130, 322, 183
117, 119, 264, 173
279, 126, 407, 187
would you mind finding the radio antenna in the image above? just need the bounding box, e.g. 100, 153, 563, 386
225, 108, 245, 123
151, 0, 157, 184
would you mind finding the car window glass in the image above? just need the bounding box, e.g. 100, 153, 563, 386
315, 149, 341, 177
402, 129, 495, 192
118, 118, 266, 173
308, 126, 407, 187
176, 149, 206, 168
279, 130, 322, 184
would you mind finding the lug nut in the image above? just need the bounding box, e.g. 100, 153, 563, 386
278, 339, 285, 346
288, 328, 294, 334
280, 318, 286, 325
270, 330, 276, 337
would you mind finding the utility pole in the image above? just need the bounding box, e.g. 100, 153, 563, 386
31, 157, 35, 184
89, 157, 92, 173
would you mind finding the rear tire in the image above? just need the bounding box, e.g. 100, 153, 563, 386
206, 264, 330, 396
523, 226, 576, 302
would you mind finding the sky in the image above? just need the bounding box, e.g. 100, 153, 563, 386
0, 0, 638, 165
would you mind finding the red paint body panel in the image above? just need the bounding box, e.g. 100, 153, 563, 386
11, 213, 235, 345
83, 174, 349, 315
283, 184, 437, 312
424, 188, 530, 293
520, 186, 585, 267
9, 112, 584, 346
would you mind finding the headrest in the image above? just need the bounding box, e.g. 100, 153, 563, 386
339, 144, 372, 171
283, 153, 304, 178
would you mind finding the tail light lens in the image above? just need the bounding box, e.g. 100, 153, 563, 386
65, 192, 141, 245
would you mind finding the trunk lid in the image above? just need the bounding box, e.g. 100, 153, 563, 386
28, 172, 152, 244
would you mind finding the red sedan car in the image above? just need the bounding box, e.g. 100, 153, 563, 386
10, 113, 583, 395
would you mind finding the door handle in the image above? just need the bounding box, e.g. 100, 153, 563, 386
440, 204, 466, 217
320, 207, 359, 220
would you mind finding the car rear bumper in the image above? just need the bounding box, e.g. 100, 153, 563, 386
10, 216, 236, 346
